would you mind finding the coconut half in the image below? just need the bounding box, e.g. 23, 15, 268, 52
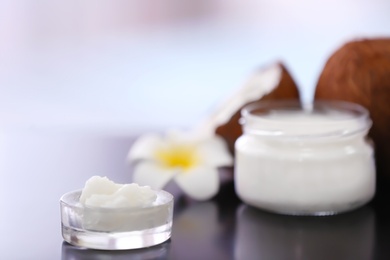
315, 38, 390, 185
197, 62, 300, 153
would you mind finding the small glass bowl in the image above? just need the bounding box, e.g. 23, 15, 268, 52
60, 189, 174, 250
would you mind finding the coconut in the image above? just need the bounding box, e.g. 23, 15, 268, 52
315, 38, 390, 185
197, 62, 300, 153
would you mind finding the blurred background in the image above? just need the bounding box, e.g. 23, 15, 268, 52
0, 0, 390, 132
1, 2, 389, 258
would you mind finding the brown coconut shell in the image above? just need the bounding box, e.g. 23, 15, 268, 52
315, 38, 390, 185
216, 63, 300, 153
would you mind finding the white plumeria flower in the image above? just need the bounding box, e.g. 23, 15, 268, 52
127, 131, 233, 200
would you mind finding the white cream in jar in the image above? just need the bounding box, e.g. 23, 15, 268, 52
235, 100, 376, 215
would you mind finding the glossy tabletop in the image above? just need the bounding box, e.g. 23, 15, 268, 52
0, 127, 389, 260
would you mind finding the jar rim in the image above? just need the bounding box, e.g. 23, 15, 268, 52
241, 100, 371, 139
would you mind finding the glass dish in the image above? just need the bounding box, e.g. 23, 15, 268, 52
60, 189, 174, 250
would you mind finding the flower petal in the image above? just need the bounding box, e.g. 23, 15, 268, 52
127, 133, 163, 162
197, 135, 233, 167
175, 166, 219, 200
132, 162, 176, 190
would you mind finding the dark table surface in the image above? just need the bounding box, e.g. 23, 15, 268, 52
1, 127, 389, 260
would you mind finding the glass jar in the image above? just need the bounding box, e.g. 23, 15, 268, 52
235, 100, 376, 215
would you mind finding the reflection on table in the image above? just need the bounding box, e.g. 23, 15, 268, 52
62, 240, 171, 260
235, 205, 375, 260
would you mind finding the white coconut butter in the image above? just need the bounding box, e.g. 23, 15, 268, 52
75, 176, 171, 233
235, 101, 376, 215
80, 176, 157, 208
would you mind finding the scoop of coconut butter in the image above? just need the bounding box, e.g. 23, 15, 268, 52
80, 176, 157, 208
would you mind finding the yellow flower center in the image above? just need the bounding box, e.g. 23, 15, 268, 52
155, 144, 198, 170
